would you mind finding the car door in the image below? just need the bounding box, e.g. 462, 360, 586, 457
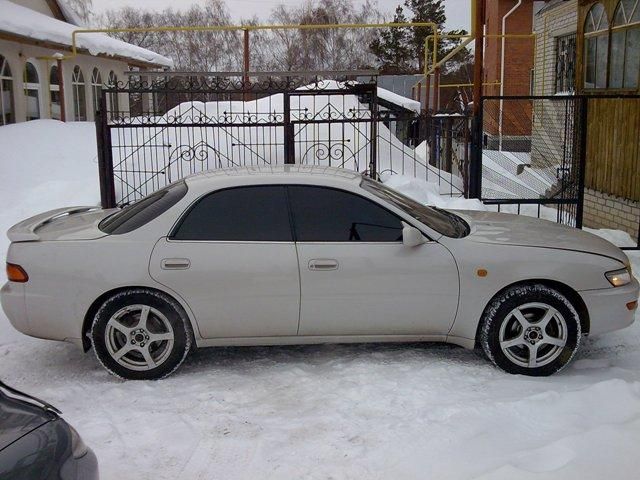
149, 185, 300, 339
288, 185, 459, 337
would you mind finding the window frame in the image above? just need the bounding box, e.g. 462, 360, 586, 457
555, 33, 577, 94
107, 71, 119, 120
49, 65, 61, 120
23, 60, 41, 121
168, 184, 419, 244
287, 184, 408, 244
609, 0, 640, 89
71, 65, 86, 121
0, 54, 15, 126
169, 185, 296, 243
91, 67, 102, 115
583, 2, 610, 90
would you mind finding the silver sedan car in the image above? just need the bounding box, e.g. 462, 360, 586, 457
2, 166, 638, 379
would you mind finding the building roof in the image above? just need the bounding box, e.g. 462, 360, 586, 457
0, 0, 173, 68
377, 87, 421, 113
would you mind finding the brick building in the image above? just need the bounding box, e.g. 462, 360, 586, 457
532, 0, 639, 239
482, 1, 540, 148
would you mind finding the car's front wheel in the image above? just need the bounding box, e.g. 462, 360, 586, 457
480, 284, 581, 376
91, 289, 193, 380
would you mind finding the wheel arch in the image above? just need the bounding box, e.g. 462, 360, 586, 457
474, 279, 590, 347
81, 286, 195, 352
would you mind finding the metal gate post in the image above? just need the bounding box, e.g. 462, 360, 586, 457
468, 102, 484, 199
575, 96, 588, 229
96, 92, 117, 208
283, 92, 295, 164
369, 85, 378, 179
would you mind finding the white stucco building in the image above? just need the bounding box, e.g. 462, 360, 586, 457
0, 0, 172, 124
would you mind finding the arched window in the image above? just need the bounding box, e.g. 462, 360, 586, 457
610, 0, 640, 88
584, 3, 610, 88
91, 68, 102, 115
72, 65, 86, 121
23, 61, 40, 121
49, 65, 61, 120
107, 70, 119, 120
0, 54, 14, 125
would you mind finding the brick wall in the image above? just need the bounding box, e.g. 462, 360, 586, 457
583, 188, 640, 239
530, 1, 578, 167
532, 0, 578, 95
483, 0, 534, 137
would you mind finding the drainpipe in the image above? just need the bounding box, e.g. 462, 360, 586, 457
498, 0, 522, 151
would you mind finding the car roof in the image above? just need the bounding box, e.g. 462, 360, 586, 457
183, 165, 364, 189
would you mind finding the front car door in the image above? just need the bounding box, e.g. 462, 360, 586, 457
288, 185, 459, 337
149, 185, 300, 339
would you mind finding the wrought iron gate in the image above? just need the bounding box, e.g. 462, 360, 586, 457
471, 95, 587, 228
96, 74, 434, 208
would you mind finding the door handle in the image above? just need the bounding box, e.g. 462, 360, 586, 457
308, 259, 339, 271
161, 258, 191, 270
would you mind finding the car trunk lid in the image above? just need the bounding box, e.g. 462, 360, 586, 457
7, 206, 115, 242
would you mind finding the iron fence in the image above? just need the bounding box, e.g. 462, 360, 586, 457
472, 94, 638, 250
96, 73, 458, 208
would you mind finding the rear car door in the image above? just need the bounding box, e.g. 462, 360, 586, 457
149, 185, 300, 339
288, 185, 459, 337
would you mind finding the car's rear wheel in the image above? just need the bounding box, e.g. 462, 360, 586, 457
91, 289, 193, 380
480, 284, 581, 376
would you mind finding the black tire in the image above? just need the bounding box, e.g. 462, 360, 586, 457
91, 289, 193, 380
479, 284, 581, 376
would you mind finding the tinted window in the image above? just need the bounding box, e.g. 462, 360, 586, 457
360, 177, 469, 238
172, 186, 292, 241
288, 186, 403, 242
99, 181, 188, 235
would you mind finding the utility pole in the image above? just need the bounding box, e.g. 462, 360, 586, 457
469, 0, 485, 199
472, 0, 485, 115
243, 29, 250, 101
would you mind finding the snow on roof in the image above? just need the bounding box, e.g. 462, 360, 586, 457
0, 0, 173, 68
56, 0, 85, 27
376, 87, 421, 113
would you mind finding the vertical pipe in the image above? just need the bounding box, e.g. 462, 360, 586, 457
434, 67, 441, 111
425, 74, 431, 113
56, 57, 66, 122
498, 0, 523, 151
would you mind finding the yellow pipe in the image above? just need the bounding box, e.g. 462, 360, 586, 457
439, 81, 500, 89
39, 22, 438, 75
416, 32, 536, 90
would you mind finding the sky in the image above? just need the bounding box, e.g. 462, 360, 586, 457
91, 0, 472, 31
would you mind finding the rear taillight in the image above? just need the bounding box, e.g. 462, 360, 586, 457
6, 263, 29, 283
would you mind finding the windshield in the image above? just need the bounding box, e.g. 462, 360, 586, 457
360, 177, 469, 238
99, 181, 188, 235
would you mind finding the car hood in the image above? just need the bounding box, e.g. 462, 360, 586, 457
453, 210, 629, 264
0, 390, 53, 451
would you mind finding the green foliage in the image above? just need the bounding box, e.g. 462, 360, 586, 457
369, 6, 414, 74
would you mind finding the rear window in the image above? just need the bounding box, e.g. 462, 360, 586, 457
99, 181, 188, 235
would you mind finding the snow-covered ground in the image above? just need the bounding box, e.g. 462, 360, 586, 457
1, 120, 640, 479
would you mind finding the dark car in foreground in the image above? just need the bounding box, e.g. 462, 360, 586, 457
0, 381, 98, 480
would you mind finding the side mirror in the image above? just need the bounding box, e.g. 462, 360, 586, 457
402, 222, 426, 247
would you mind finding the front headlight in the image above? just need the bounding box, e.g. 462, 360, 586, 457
605, 267, 632, 287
